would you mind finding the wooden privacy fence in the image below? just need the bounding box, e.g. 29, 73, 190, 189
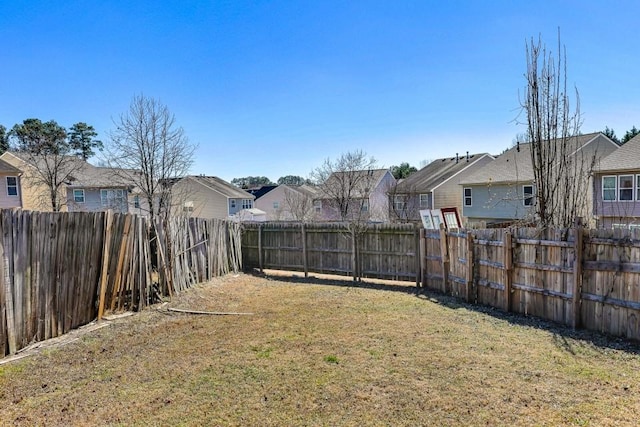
242, 222, 419, 282
156, 216, 243, 293
1, 210, 243, 358
242, 221, 640, 341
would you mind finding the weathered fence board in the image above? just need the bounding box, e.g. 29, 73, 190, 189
241, 221, 640, 342
0, 210, 243, 358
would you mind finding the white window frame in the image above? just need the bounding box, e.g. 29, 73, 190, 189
314, 200, 322, 212
242, 199, 253, 209
619, 175, 634, 201
73, 189, 85, 203
230, 199, 236, 209
602, 176, 617, 201
183, 201, 194, 213
133, 195, 140, 209
523, 185, 534, 206
6, 176, 18, 196
273, 201, 280, 209
463, 188, 472, 207
100, 189, 126, 208
419, 193, 429, 209
361, 199, 369, 212
637, 175, 640, 202
393, 195, 407, 211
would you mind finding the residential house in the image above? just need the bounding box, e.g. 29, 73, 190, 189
66, 166, 146, 215
253, 184, 319, 221
315, 169, 396, 222
592, 133, 640, 228
459, 132, 619, 228
1, 151, 90, 212
170, 175, 255, 219
0, 157, 23, 209
389, 152, 493, 223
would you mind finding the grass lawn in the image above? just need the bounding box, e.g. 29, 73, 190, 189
1, 272, 639, 426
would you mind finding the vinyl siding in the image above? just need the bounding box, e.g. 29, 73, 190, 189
462, 183, 535, 222
0, 174, 22, 208
172, 177, 230, 219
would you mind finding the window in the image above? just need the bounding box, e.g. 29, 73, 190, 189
361, 199, 369, 212
314, 200, 322, 212
6, 176, 17, 196
602, 176, 616, 201
419, 194, 429, 208
230, 199, 236, 209
242, 199, 253, 209
523, 185, 534, 206
637, 175, 640, 201
463, 188, 472, 207
100, 189, 126, 208
73, 189, 85, 203
393, 195, 407, 211
273, 201, 280, 209
619, 175, 634, 201
133, 195, 140, 209
183, 201, 194, 213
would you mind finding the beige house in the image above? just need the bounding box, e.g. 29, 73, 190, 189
170, 175, 255, 219
390, 153, 494, 223
1, 151, 87, 212
253, 184, 319, 221
0, 157, 23, 209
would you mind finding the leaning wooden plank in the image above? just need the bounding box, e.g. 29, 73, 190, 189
98, 210, 114, 320
167, 307, 254, 315
3, 210, 16, 354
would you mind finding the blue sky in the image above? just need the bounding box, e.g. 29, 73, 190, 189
1, 1, 638, 182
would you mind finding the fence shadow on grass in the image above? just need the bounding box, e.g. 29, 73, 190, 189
249, 269, 640, 356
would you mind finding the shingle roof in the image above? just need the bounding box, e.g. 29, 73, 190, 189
460, 132, 614, 185
247, 185, 278, 200
595, 133, 640, 172
394, 153, 491, 193
0, 158, 21, 174
189, 175, 255, 199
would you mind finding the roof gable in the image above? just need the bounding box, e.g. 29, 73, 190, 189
395, 153, 491, 193
186, 175, 254, 199
596, 133, 640, 172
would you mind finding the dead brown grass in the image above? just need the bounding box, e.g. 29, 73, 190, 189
1, 272, 639, 426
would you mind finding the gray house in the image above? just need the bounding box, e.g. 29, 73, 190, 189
460, 132, 619, 227
592, 133, 640, 228
389, 152, 493, 223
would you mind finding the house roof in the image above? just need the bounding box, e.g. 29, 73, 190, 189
0, 158, 22, 174
188, 175, 255, 199
460, 132, 616, 185
247, 185, 278, 200
595, 133, 640, 172
3, 151, 139, 189
394, 152, 491, 193
317, 168, 390, 199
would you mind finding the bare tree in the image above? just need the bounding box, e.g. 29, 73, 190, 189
106, 95, 196, 225
521, 33, 594, 228
310, 150, 380, 222
10, 119, 87, 211
281, 185, 317, 222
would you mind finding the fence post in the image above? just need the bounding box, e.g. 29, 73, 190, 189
571, 217, 584, 330
503, 231, 513, 312
415, 228, 422, 287
351, 229, 357, 282
439, 224, 449, 294
302, 223, 308, 278
258, 224, 263, 273
465, 232, 474, 303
